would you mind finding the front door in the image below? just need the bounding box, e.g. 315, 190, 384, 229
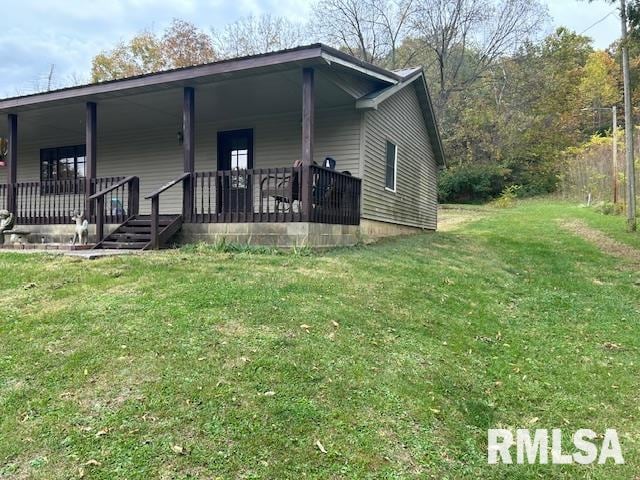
217, 129, 253, 214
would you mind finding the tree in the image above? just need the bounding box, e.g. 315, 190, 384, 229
91, 19, 216, 82
588, 0, 636, 230
310, 0, 415, 68
435, 28, 597, 199
577, 51, 620, 128
162, 19, 217, 68
213, 14, 307, 58
410, 0, 548, 110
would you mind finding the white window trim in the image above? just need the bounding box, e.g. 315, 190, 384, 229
385, 142, 398, 193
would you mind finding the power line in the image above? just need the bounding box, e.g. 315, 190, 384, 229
580, 9, 617, 35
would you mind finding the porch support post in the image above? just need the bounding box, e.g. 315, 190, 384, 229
301, 68, 314, 221
85, 102, 97, 218
6, 114, 18, 213
182, 87, 195, 222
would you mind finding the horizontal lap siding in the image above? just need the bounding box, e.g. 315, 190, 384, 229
3, 106, 361, 216
362, 85, 437, 229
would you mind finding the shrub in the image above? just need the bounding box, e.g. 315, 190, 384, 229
438, 164, 509, 203
593, 201, 624, 216
491, 185, 522, 208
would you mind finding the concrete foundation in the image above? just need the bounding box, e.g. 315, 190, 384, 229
0, 224, 119, 245
179, 222, 360, 248
359, 218, 428, 243
3, 219, 428, 250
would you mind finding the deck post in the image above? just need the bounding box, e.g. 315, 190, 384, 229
182, 87, 195, 222
6, 114, 17, 214
85, 102, 97, 219
301, 68, 314, 221
151, 196, 160, 250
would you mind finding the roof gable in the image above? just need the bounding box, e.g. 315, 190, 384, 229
356, 69, 445, 167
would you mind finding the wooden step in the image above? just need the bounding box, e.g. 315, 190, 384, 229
101, 241, 150, 249
93, 214, 182, 250
119, 226, 152, 234
108, 233, 151, 241
126, 220, 174, 228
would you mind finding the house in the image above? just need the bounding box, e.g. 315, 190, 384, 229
0, 44, 444, 249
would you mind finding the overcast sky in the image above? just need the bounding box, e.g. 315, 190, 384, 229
0, 0, 621, 98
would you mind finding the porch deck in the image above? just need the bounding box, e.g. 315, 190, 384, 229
1, 165, 361, 247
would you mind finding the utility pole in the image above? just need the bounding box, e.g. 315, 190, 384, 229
620, 0, 637, 231
613, 105, 618, 204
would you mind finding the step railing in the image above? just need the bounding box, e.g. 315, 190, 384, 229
145, 172, 190, 249
89, 176, 139, 243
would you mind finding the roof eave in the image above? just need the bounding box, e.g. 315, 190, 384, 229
355, 69, 446, 167
0, 44, 402, 112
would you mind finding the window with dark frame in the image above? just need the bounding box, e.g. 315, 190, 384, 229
385, 141, 397, 192
40, 145, 86, 194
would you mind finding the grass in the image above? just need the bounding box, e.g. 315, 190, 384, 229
1, 200, 639, 479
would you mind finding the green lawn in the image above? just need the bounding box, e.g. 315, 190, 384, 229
1, 201, 639, 479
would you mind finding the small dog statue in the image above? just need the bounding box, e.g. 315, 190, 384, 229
71, 210, 89, 245
0, 209, 15, 245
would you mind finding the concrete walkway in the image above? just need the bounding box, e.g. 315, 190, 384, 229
0, 248, 144, 259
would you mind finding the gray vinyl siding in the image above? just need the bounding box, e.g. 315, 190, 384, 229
361, 84, 438, 229
1, 106, 361, 215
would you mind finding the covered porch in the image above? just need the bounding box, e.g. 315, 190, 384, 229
0, 55, 370, 248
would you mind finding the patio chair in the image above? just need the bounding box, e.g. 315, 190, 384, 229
260, 159, 303, 213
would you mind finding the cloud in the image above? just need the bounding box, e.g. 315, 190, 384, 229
0, 0, 317, 97
1, 0, 615, 98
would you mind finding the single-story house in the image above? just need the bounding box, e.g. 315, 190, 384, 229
0, 44, 444, 249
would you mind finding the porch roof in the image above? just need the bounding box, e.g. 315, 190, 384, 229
0, 43, 446, 168
0, 44, 399, 112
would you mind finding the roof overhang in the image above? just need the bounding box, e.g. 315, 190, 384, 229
355, 69, 446, 167
0, 44, 399, 112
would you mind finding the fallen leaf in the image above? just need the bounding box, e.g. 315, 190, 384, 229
95, 429, 108, 438
315, 440, 327, 454
172, 445, 186, 455
84, 459, 101, 467
528, 417, 539, 425
331, 320, 339, 328
300, 324, 311, 331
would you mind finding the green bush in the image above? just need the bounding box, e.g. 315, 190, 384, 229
491, 185, 522, 208
438, 164, 509, 203
593, 201, 624, 216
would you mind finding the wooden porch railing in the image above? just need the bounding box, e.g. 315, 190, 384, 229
145, 172, 190, 249
89, 176, 139, 242
7, 177, 128, 225
0, 184, 7, 212
309, 165, 361, 225
191, 166, 361, 225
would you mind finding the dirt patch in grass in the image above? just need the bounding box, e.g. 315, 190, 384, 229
438, 207, 489, 232
560, 220, 640, 266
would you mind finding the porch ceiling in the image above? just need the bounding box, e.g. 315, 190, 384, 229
0, 67, 359, 139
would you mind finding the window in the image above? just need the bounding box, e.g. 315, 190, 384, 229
230, 148, 249, 188
40, 145, 86, 194
385, 141, 397, 192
